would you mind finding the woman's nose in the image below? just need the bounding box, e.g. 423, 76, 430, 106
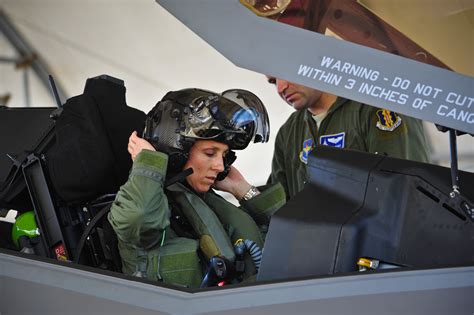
212, 157, 225, 172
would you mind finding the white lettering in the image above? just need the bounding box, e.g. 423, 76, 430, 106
319, 58, 379, 81
297, 64, 313, 77
412, 98, 431, 110
341, 62, 351, 73
330, 60, 341, 71
437, 105, 474, 123
399, 94, 408, 105
320, 56, 334, 67
392, 77, 410, 90
446, 92, 457, 103
446, 108, 457, 119
446, 92, 474, 108
359, 82, 408, 105
413, 83, 443, 98
344, 79, 356, 90
437, 105, 448, 115
312, 68, 322, 79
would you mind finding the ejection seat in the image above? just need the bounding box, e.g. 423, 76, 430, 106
0, 75, 145, 272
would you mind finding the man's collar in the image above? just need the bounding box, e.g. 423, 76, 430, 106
305, 97, 348, 119
327, 97, 349, 114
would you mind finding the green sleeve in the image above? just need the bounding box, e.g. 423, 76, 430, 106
267, 127, 291, 199
364, 108, 430, 163
240, 182, 286, 225
108, 150, 171, 250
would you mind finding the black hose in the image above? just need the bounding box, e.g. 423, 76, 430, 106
242, 239, 262, 272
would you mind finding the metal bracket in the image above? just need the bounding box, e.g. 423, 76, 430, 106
22, 154, 70, 261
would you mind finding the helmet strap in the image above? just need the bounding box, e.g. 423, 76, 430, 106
165, 167, 193, 187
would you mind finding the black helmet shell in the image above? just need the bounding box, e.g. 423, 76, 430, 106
143, 88, 269, 155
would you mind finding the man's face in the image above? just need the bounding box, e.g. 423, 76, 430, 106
266, 76, 323, 111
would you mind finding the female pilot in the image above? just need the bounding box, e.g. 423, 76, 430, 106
108, 88, 285, 287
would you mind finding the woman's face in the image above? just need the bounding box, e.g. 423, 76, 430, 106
184, 140, 228, 193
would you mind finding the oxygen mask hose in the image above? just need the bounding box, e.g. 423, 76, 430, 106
233, 239, 246, 279
234, 239, 262, 272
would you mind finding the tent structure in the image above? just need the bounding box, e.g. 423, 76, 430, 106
0, 0, 473, 187
0, 1, 473, 314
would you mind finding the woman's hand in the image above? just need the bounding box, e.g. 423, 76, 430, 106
128, 131, 156, 161
213, 166, 252, 200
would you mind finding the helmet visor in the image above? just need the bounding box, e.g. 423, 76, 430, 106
221, 89, 270, 144
163, 88, 269, 150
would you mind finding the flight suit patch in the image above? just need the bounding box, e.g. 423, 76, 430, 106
299, 139, 314, 164
320, 132, 345, 148
376, 109, 402, 131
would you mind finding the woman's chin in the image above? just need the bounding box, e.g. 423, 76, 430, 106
193, 183, 212, 194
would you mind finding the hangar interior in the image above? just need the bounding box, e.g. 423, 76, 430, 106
0, 0, 473, 187
0, 1, 473, 313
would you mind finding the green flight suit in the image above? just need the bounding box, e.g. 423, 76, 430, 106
268, 97, 430, 199
108, 149, 285, 287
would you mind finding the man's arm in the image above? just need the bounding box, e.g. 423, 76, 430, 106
267, 127, 291, 199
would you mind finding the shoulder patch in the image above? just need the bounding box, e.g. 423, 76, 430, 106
376, 109, 402, 131
320, 132, 345, 148
299, 138, 314, 164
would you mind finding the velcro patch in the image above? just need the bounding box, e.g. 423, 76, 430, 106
299, 138, 314, 164
376, 109, 402, 131
320, 132, 345, 148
